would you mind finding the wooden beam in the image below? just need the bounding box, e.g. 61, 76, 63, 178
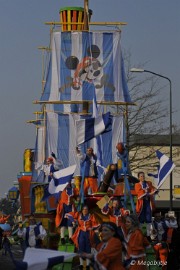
33, 100, 136, 106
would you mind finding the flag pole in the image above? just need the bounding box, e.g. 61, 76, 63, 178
84, 0, 89, 31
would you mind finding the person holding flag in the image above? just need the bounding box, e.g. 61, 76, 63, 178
135, 171, 157, 240
76, 147, 99, 196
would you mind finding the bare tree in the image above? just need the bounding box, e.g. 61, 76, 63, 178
122, 51, 180, 174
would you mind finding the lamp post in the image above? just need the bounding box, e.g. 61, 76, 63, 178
130, 68, 173, 210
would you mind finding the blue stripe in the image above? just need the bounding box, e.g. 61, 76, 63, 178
156, 150, 163, 159
103, 33, 114, 101
57, 114, 70, 168
121, 56, 131, 102
85, 117, 95, 142
54, 174, 74, 186
48, 256, 65, 268
59, 32, 72, 112
158, 159, 173, 185
14, 260, 28, 270
82, 32, 94, 101
102, 112, 112, 130
101, 128, 113, 167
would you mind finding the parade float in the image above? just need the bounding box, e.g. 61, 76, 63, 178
17, 1, 152, 269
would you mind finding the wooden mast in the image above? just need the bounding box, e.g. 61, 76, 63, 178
84, 0, 89, 31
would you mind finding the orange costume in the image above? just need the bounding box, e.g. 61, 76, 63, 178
135, 181, 156, 220
153, 242, 168, 270
102, 205, 129, 227
93, 237, 125, 270
123, 228, 150, 270
55, 187, 79, 228
67, 211, 100, 249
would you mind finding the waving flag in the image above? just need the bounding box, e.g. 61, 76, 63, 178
41, 164, 76, 201
49, 165, 76, 194
76, 112, 112, 145
14, 248, 76, 270
155, 150, 175, 189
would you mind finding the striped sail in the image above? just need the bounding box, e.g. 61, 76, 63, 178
34, 30, 130, 179
41, 31, 131, 106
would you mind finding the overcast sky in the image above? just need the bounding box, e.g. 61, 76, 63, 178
0, 0, 179, 197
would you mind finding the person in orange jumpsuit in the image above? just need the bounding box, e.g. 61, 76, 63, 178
66, 205, 100, 270
55, 182, 79, 245
135, 171, 157, 240
123, 214, 150, 270
79, 221, 125, 270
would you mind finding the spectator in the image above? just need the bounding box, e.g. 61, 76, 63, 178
2, 235, 11, 256
152, 212, 168, 242
0, 226, 4, 250
17, 221, 26, 255
17, 215, 47, 249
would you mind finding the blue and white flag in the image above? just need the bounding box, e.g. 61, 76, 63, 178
48, 165, 76, 194
76, 112, 112, 145
156, 150, 175, 189
14, 248, 76, 270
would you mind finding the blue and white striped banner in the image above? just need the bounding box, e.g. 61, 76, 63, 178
76, 112, 112, 145
41, 31, 132, 109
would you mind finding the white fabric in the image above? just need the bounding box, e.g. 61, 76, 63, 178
49, 31, 126, 103
23, 248, 76, 270
53, 165, 76, 180
76, 119, 85, 145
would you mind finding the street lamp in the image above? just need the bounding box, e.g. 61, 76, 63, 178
130, 68, 173, 210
